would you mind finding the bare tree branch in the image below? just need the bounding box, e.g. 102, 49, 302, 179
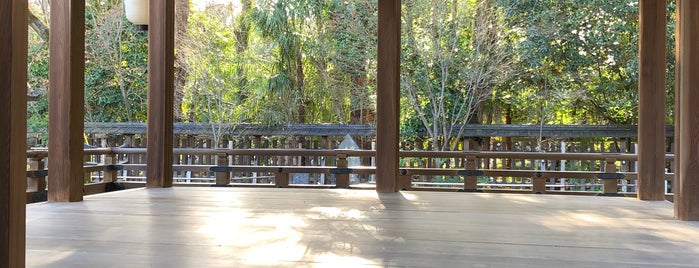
29, 9, 49, 41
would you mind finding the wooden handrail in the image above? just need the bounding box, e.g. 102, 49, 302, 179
29, 147, 675, 162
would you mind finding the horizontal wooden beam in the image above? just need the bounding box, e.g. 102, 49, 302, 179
83, 123, 675, 138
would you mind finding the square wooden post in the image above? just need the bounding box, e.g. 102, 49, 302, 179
532, 174, 546, 195
147, 0, 176, 188
48, 0, 85, 202
376, 0, 401, 193
275, 171, 289, 188
335, 153, 350, 188
464, 155, 479, 191
0, 0, 28, 265
637, 0, 667, 201
215, 153, 231, 186
398, 171, 412, 190
27, 156, 46, 192
103, 153, 117, 183
676, 0, 699, 221
603, 158, 619, 195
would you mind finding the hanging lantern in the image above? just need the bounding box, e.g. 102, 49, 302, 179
124, 0, 148, 29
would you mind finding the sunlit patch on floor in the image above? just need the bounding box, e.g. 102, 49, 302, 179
310, 207, 365, 220
312, 253, 379, 267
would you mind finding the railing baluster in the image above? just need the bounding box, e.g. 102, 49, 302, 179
602, 157, 620, 195
103, 152, 117, 183
214, 153, 231, 186
463, 155, 478, 191
335, 153, 349, 188
275, 170, 289, 188
27, 156, 46, 193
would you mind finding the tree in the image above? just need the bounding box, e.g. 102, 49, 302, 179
85, 0, 148, 122
174, 0, 191, 122
402, 0, 514, 151
494, 0, 674, 125
326, 0, 377, 124
252, 0, 309, 124
27, 1, 51, 139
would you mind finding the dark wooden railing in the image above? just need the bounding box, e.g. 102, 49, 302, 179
24, 148, 675, 202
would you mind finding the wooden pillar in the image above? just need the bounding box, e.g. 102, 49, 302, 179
376, 0, 400, 193
0, 0, 27, 265
48, 0, 85, 202
146, 0, 176, 188
674, 0, 681, 202
676, 1, 699, 221
637, 0, 666, 201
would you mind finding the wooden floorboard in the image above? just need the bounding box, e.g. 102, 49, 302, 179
26, 187, 699, 267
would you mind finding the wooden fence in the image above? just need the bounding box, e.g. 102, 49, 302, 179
25, 147, 675, 203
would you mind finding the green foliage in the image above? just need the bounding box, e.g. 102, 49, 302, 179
83, 0, 149, 122
401, 0, 514, 150
27, 10, 50, 137
494, 0, 675, 125
180, 0, 378, 125
25, 0, 679, 145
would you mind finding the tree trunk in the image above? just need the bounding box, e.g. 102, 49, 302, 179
174, 0, 190, 122
234, 0, 252, 102
116, 72, 133, 122
296, 52, 306, 123
349, 70, 373, 124
504, 106, 512, 169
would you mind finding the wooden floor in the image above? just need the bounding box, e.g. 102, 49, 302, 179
26, 187, 699, 267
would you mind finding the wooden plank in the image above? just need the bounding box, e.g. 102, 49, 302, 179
676, 1, 699, 221
400, 151, 643, 161
376, 0, 400, 193
111, 147, 655, 162
637, 0, 667, 201
0, 0, 27, 265
48, 0, 85, 202
84, 122, 676, 138
146, 0, 176, 188
402, 168, 601, 179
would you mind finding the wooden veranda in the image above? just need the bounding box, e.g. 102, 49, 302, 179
3, 0, 699, 267
25, 187, 699, 267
